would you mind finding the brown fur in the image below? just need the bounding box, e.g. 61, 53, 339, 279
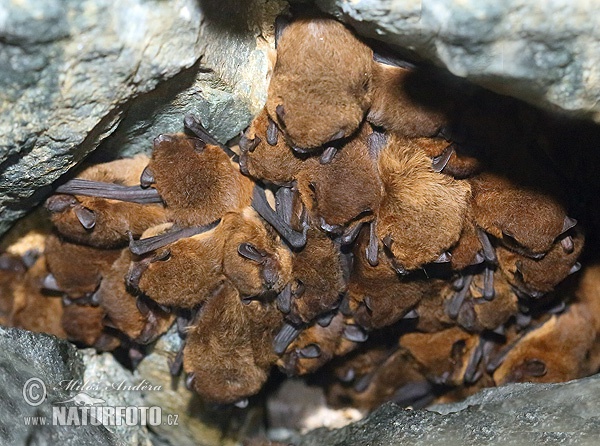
450, 214, 482, 270
494, 265, 600, 385
11, 257, 66, 338
148, 134, 253, 226
277, 313, 356, 376
456, 271, 519, 332
348, 231, 447, 330
44, 233, 121, 299
239, 108, 305, 185
61, 304, 113, 348
48, 156, 168, 248
296, 123, 383, 229
134, 224, 226, 309
470, 172, 567, 255
288, 228, 346, 324
326, 347, 428, 411
377, 134, 471, 270
183, 281, 282, 404
400, 327, 480, 386
267, 17, 373, 150
221, 209, 293, 300
99, 249, 174, 343
496, 228, 584, 294
367, 63, 450, 137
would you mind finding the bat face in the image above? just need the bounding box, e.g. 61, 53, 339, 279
287, 228, 346, 324
470, 172, 568, 256
296, 123, 383, 231
277, 312, 356, 376
44, 233, 121, 300
497, 226, 584, 295
99, 249, 174, 344
11, 256, 66, 338
221, 209, 293, 300
400, 327, 481, 386
267, 17, 373, 151
239, 108, 305, 185
148, 133, 253, 226
377, 135, 471, 270
131, 226, 226, 309
183, 281, 281, 404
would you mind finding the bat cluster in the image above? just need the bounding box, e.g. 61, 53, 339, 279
1, 13, 599, 416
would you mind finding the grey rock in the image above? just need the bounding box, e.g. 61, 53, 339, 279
313, 0, 600, 123
0, 327, 120, 445
298, 374, 600, 446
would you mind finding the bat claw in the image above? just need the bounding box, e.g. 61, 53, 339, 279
434, 251, 452, 263
140, 166, 154, 188
276, 283, 292, 314
431, 143, 455, 173
299, 344, 321, 359
561, 216, 577, 234
234, 399, 249, 409
560, 235, 574, 253
185, 373, 196, 390
366, 221, 379, 266
266, 117, 279, 146
402, 309, 419, 320
273, 322, 302, 355
42, 273, 61, 292
319, 146, 337, 165
569, 262, 582, 275
342, 324, 368, 343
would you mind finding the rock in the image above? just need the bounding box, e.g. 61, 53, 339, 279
0, 327, 120, 445
298, 374, 600, 446
0, 0, 284, 237
313, 0, 600, 123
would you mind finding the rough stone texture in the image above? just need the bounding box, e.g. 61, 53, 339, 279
0, 0, 284, 236
0, 327, 120, 445
313, 0, 600, 123
298, 374, 600, 446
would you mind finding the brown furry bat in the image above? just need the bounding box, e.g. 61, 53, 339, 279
494, 265, 600, 384
470, 172, 572, 256
326, 347, 432, 411
239, 108, 305, 185
47, 155, 168, 248
348, 229, 448, 330
276, 312, 357, 376
184, 281, 283, 405
146, 133, 253, 226
11, 256, 66, 338
43, 233, 121, 302
266, 17, 373, 152
286, 228, 346, 325
376, 134, 471, 270
98, 249, 173, 344
61, 304, 120, 351
221, 208, 294, 301
296, 123, 384, 232
400, 327, 481, 386
496, 226, 584, 296
128, 223, 226, 309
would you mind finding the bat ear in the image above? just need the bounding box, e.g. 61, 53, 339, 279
74, 205, 96, 229
275, 104, 286, 127
42, 273, 61, 292
237, 243, 267, 263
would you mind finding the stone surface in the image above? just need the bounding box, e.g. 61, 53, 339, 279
0, 0, 284, 236
0, 327, 121, 445
298, 374, 600, 446
313, 0, 600, 123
